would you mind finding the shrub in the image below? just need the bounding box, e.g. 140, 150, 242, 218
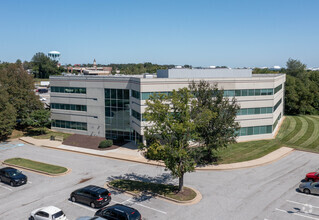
99, 139, 113, 148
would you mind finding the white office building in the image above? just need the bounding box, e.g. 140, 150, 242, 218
50, 68, 285, 143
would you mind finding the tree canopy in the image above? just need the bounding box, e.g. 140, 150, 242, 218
0, 63, 44, 139
142, 81, 239, 191
31, 52, 63, 78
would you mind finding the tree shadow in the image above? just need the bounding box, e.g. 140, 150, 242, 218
106, 172, 173, 184
106, 172, 174, 202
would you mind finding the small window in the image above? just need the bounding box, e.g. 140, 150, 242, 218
241, 90, 248, 96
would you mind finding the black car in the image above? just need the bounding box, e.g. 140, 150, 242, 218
70, 185, 112, 208
0, 167, 27, 186
95, 204, 142, 220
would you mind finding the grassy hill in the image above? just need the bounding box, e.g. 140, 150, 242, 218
218, 115, 319, 164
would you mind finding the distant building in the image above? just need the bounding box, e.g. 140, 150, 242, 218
67, 59, 112, 75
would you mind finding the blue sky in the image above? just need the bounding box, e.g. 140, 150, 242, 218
0, 0, 318, 67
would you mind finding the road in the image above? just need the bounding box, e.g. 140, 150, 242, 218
0, 141, 318, 220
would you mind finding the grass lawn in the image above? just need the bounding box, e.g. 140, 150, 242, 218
25, 128, 72, 141
109, 179, 197, 202
4, 158, 67, 174
217, 115, 319, 164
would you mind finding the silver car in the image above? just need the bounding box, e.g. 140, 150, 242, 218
299, 182, 319, 195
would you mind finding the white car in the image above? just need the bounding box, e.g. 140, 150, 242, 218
30, 206, 68, 220
39, 97, 47, 101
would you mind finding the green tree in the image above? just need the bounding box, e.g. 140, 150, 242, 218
286, 58, 306, 78
189, 80, 240, 164
142, 88, 196, 192
0, 63, 43, 127
0, 86, 16, 140
25, 109, 50, 129
31, 52, 62, 78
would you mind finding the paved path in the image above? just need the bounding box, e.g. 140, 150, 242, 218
20, 137, 294, 170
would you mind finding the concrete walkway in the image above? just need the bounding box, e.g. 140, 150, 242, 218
19, 137, 294, 170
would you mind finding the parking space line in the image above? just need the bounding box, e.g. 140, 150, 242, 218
296, 192, 319, 199
0, 185, 13, 191
287, 200, 319, 209
68, 201, 96, 212
276, 208, 319, 220
135, 203, 167, 215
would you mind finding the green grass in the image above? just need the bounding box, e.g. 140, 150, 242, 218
109, 179, 197, 201
26, 128, 72, 141
217, 115, 319, 164
4, 158, 67, 174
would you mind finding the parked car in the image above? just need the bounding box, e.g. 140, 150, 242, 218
95, 204, 142, 220
30, 206, 68, 220
305, 172, 319, 182
299, 181, 319, 195
70, 185, 111, 208
76, 217, 106, 220
0, 167, 27, 186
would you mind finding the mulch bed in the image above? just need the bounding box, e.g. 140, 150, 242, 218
62, 134, 126, 150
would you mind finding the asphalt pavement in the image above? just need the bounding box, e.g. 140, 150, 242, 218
0, 141, 318, 220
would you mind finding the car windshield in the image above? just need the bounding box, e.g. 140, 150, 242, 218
8, 170, 21, 177
316, 172, 319, 176
52, 211, 64, 219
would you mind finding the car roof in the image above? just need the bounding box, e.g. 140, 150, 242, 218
82, 185, 108, 193
40, 206, 62, 214
1, 167, 18, 172
110, 204, 139, 214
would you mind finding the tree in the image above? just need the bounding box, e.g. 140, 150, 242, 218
286, 58, 306, 78
189, 80, 240, 164
142, 88, 196, 192
31, 52, 62, 78
24, 109, 50, 129
0, 63, 43, 127
0, 86, 16, 140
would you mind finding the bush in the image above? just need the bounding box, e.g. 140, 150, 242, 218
99, 139, 113, 148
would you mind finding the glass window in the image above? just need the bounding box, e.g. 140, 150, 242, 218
241, 90, 248, 96
254, 126, 260, 134
65, 121, 70, 129
248, 89, 255, 96
261, 107, 267, 114
240, 128, 247, 136
268, 89, 274, 95
267, 107, 273, 113
235, 90, 241, 96
255, 89, 260, 96
261, 89, 268, 95
111, 89, 117, 99
117, 89, 123, 99
255, 108, 260, 114
247, 127, 254, 135
105, 89, 110, 98
124, 90, 129, 99
248, 108, 254, 115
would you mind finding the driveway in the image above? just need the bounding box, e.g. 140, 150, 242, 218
0, 141, 318, 220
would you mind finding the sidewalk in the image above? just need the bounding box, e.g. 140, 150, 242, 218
19, 137, 294, 170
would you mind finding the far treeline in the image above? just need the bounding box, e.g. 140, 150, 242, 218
253, 59, 319, 115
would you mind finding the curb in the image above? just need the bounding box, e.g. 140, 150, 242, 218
196, 147, 295, 171
1, 161, 71, 177
105, 181, 202, 205
19, 138, 294, 171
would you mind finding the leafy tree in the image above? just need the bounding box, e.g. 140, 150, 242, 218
0, 86, 16, 140
286, 58, 306, 78
142, 88, 196, 192
31, 52, 62, 78
24, 109, 50, 128
189, 80, 240, 164
0, 63, 43, 127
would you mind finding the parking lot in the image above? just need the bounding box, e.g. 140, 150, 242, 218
0, 141, 318, 220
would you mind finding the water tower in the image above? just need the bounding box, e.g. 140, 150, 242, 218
48, 51, 61, 62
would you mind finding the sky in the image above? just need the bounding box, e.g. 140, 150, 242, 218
0, 0, 318, 68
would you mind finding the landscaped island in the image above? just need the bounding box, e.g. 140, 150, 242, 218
109, 179, 197, 202
4, 158, 68, 175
